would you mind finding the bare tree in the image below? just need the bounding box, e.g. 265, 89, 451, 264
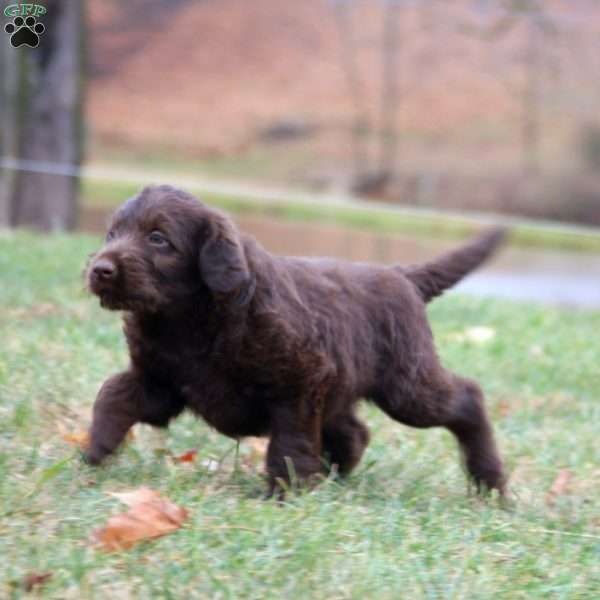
354, 0, 404, 195
0, 0, 85, 231
332, 0, 372, 181
333, 0, 407, 194
378, 0, 402, 182
0, 28, 26, 226
469, 0, 559, 174
519, 2, 555, 174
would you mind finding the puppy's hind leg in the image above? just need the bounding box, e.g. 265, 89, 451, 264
374, 369, 506, 494
322, 411, 370, 476
445, 376, 506, 495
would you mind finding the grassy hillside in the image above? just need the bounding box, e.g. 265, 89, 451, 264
0, 231, 599, 598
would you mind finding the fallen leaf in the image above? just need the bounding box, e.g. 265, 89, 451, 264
464, 326, 496, 344
172, 449, 198, 463
529, 344, 545, 357
201, 458, 219, 472
546, 469, 573, 505
62, 428, 135, 449
496, 399, 511, 418
62, 430, 90, 448
108, 488, 161, 507
242, 437, 268, 468
246, 437, 268, 455
23, 572, 52, 592
92, 488, 188, 551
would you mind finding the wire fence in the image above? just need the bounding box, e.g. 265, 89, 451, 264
4, 155, 600, 239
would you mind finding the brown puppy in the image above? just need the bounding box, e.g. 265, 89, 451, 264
85, 185, 507, 496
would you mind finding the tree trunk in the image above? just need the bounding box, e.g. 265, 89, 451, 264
0, 33, 26, 226
378, 0, 401, 180
333, 0, 371, 181
5, 0, 84, 231
520, 17, 540, 175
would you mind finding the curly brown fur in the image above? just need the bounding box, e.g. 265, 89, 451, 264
85, 185, 507, 496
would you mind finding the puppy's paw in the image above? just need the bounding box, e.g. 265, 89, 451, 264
81, 447, 106, 466
471, 467, 507, 498
265, 477, 288, 502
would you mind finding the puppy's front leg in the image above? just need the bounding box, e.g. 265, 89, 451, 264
84, 371, 143, 465
266, 396, 324, 499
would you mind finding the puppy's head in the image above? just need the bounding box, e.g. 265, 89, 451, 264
86, 185, 251, 313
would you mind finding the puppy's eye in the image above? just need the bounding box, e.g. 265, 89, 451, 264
148, 230, 169, 247
106, 230, 116, 242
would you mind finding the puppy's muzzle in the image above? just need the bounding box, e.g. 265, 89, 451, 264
91, 257, 118, 283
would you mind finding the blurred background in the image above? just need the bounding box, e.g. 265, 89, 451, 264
2, 0, 600, 307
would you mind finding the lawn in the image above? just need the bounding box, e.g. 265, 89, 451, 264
0, 230, 599, 599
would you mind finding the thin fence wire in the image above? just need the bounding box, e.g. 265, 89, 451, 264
2, 156, 600, 237
0, 157, 82, 178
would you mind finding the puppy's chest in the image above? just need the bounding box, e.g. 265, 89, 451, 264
140, 346, 273, 437
133, 333, 214, 385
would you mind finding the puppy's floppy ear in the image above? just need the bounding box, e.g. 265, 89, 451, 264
199, 213, 250, 294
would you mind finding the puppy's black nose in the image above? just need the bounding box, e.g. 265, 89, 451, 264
92, 258, 117, 281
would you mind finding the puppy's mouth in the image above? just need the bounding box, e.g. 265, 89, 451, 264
98, 291, 129, 311
86, 267, 126, 310
89, 276, 159, 313
95, 287, 150, 312
88, 279, 127, 311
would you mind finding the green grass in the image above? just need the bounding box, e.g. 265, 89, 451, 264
1, 231, 599, 599
82, 178, 600, 254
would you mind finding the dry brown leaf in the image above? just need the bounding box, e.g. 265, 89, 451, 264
172, 449, 198, 463
464, 326, 496, 343
496, 399, 511, 418
62, 430, 90, 448
246, 437, 268, 454
107, 488, 162, 507
23, 572, 52, 592
246, 437, 268, 458
62, 428, 135, 449
546, 469, 573, 505
241, 437, 268, 469
92, 488, 188, 551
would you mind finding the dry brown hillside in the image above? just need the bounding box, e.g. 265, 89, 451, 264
88, 0, 600, 157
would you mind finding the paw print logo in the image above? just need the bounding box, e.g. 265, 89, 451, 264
4, 16, 45, 48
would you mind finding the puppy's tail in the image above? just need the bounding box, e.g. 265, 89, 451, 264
404, 227, 507, 303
